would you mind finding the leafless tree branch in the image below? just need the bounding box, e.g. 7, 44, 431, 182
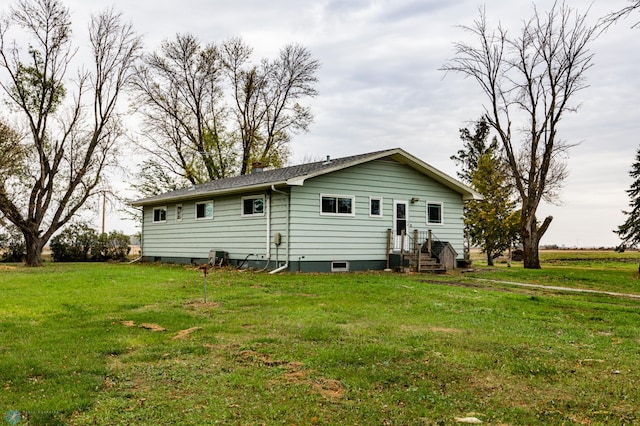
442, 1, 597, 268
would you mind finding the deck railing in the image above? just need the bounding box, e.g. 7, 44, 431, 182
385, 229, 443, 270
409, 229, 443, 254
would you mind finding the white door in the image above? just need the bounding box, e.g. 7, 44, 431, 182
393, 200, 409, 251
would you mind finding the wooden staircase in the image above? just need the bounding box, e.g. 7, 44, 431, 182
386, 229, 451, 273
405, 250, 446, 273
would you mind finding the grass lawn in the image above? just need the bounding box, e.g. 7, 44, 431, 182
1, 255, 639, 425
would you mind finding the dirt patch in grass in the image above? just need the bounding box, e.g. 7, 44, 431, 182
297, 369, 342, 399
237, 348, 346, 400
468, 372, 505, 396
185, 301, 220, 309
103, 376, 117, 390
399, 324, 466, 335
140, 323, 166, 332
121, 320, 166, 332
237, 349, 289, 367
172, 327, 202, 340
0, 265, 17, 271
429, 326, 464, 333
281, 362, 345, 400
312, 377, 345, 399
284, 370, 306, 381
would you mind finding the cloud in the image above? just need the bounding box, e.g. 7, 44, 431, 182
23, 0, 639, 247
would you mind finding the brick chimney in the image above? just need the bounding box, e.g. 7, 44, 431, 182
251, 161, 265, 173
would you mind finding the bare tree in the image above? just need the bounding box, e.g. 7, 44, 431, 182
0, 0, 141, 266
221, 38, 265, 177
132, 33, 234, 185
133, 36, 319, 184
442, 1, 597, 268
603, 0, 640, 28
221, 37, 320, 175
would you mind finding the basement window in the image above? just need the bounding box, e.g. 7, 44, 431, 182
331, 261, 349, 272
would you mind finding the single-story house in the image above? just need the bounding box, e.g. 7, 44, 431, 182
131, 148, 480, 272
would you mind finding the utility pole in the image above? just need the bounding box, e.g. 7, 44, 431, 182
101, 191, 106, 234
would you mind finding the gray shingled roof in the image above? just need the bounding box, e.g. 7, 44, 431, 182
131, 147, 480, 206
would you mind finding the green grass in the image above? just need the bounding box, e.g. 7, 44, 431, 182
467, 249, 640, 294
1, 258, 639, 425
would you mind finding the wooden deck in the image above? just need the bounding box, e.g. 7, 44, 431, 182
387, 229, 455, 273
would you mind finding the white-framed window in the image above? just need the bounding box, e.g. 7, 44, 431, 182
427, 202, 443, 225
153, 206, 167, 223
175, 204, 183, 222
320, 194, 355, 216
242, 195, 265, 216
195, 200, 214, 220
369, 196, 383, 217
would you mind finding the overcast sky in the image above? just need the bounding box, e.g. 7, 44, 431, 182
40, 0, 640, 247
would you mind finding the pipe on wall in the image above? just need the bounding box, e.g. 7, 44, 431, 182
269, 185, 290, 274
269, 263, 289, 274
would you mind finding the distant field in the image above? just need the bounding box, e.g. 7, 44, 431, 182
1, 257, 639, 424
472, 248, 640, 264
538, 249, 640, 264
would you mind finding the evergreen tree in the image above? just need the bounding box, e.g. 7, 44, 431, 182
453, 117, 519, 265
615, 147, 640, 256
465, 152, 519, 266
450, 117, 498, 185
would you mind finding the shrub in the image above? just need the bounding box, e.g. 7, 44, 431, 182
50, 224, 131, 262
50, 223, 99, 262
0, 227, 26, 262
95, 231, 131, 261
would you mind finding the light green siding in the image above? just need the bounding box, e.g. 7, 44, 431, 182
288, 159, 465, 262
141, 191, 288, 262
140, 158, 466, 269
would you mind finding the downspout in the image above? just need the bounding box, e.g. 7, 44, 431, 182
266, 192, 271, 259
258, 192, 271, 272
269, 185, 290, 274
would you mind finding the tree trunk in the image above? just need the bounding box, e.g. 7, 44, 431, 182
522, 234, 541, 269
486, 251, 494, 266
520, 206, 553, 269
23, 230, 45, 267
521, 218, 543, 269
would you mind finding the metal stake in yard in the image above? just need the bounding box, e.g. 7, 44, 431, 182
200, 264, 209, 302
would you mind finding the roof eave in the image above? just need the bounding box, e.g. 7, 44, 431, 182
462, 192, 483, 201
131, 181, 289, 207
131, 147, 483, 206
